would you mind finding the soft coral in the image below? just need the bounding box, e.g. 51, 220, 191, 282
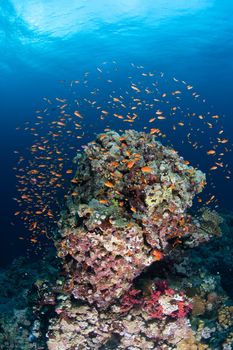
120, 280, 192, 320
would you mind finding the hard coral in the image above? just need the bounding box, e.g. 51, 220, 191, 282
47, 294, 195, 350
56, 130, 212, 308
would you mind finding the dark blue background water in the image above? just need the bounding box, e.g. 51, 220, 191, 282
1, 0, 233, 266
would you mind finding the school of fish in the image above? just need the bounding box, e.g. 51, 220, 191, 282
13, 62, 232, 248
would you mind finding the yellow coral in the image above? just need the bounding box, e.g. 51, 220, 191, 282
218, 306, 233, 329
176, 329, 211, 350
177, 332, 198, 350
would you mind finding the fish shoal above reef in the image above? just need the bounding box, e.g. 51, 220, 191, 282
55, 130, 220, 309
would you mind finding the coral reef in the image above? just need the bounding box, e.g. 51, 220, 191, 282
56, 130, 210, 308
2, 130, 232, 350
47, 294, 194, 350
45, 267, 233, 350
2, 254, 233, 350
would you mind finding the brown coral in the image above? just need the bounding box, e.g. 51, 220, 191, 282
192, 296, 206, 316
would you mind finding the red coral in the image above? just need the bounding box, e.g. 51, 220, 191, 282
148, 304, 164, 319
170, 301, 192, 319
120, 288, 142, 313
120, 280, 192, 320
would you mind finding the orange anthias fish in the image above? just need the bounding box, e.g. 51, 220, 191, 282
74, 111, 83, 118
150, 128, 160, 135
179, 217, 185, 226
99, 199, 108, 204
152, 249, 164, 261
113, 97, 121, 102
131, 85, 141, 93
104, 181, 115, 188
149, 117, 156, 123
141, 166, 153, 173
207, 150, 216, 155
99, 134, 107, 140
127, 160, 136, 169
110, 161, 119, 168
130, 206, 137, 213
218, 138, 228, 144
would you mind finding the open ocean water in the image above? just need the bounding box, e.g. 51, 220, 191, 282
0, 1, 233, 349
1, 0, 233, 265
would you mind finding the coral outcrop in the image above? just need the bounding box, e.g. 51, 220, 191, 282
56, 130, 209, 308
42, 130, 228, 349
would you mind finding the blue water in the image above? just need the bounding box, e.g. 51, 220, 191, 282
1, 0, 233, 266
